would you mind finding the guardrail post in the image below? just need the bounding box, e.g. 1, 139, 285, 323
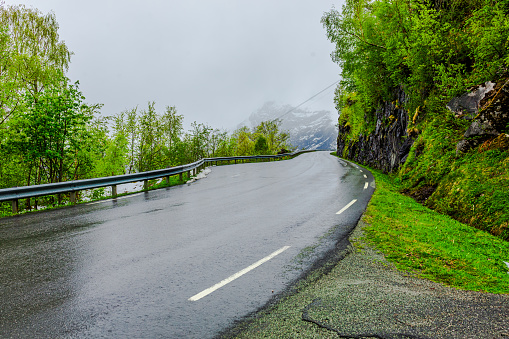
11, 199, 19, 214
165, 176, 170, 185
70, 191, 77, 204
111, 185, 117, 197
144, 180, 148, 190
179, 172, 183, 182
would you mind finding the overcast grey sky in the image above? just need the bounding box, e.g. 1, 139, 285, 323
5, 0, 343, 129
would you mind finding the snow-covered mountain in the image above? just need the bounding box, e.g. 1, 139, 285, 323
238, 102, 337, 150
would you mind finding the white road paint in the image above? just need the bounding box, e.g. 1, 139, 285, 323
359, 170, 363, 173
364, 182, 368, 190
189, 246, 291, 302
336, 199, 357, 215
363, 174, 367, 179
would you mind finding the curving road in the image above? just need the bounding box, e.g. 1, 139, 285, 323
0, 151, 374, 338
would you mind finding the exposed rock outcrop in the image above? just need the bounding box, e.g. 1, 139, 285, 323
454, 79, 509, 153
337, 87, 413, 173
447, 81, 496, 120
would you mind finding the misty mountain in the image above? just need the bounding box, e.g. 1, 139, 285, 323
238, 102, 337, 150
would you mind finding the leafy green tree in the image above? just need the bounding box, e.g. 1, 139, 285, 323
322, 0, 509, 119
92, 116, 127, 177
0, 4, 72, 121
254, 135, 269, 154
213, 130, 237, 157
161, 105, 184, 166
186, 121, 212, 161
233, 126, 255, 156
137, 102, 165, 171
254, 119, 291, 153
111, 103, 186, 172
5, 77, 93, 185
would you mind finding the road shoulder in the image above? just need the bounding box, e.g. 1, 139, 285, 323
226, 218, 509, 338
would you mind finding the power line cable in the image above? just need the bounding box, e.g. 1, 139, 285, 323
273, 79, 340, 121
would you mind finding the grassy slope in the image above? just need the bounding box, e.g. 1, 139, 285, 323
365, 166, 509, 294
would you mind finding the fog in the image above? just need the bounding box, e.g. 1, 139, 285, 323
4, 0, 344, 129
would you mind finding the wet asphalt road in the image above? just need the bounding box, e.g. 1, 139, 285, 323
0, 152, 374, 338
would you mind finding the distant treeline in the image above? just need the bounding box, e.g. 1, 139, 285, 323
0, 5, 291, 207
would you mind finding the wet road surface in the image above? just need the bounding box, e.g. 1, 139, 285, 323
0, 152, 374, 338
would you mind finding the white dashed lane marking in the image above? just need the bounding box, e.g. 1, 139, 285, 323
336, 199, 357, 215
189, 246, 291, 301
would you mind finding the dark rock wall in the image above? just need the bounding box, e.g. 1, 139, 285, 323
454, 78, 509, 153
337, 87, 414, 173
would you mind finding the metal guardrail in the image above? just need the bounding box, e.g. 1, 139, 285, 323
1, 150, 315, 213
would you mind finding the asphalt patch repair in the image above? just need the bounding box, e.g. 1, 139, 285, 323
227, 219, 509, 339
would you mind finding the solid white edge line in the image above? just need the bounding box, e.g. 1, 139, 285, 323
188, 246, 291, 302
364, 182, 368, 190
336, 199, 357, 215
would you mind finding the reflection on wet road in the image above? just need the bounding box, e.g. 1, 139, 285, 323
0, 152, 373, 338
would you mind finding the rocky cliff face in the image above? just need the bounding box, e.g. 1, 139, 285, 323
337, 87, 414, 173
450, 78, 509, 153
338, 79, 509, 173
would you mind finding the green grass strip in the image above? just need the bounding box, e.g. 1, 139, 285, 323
363, 167, 509, 294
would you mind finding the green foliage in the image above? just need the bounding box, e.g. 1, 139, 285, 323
322, 0, 509, 113
362, 167, 509, 294
336, 90, 371, 139
232, 119, 291, 156
399, 110, 509, 240
233, 126, 255, 156
324, 0, 509, 240
0, 4, 72, 122
254, 135, 269, 154
2, 77, 94, 186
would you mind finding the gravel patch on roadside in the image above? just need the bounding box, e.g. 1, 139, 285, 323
228, 218, 509, 339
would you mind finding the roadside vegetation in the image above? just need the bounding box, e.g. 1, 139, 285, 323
322, 0, 509, 240
0, 4, 291, 216
363, 166, 509, 294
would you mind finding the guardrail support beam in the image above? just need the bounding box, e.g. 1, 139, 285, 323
70, 191, 77, 204
111, 185, 117, 197
165, 176, 170, 185
179, 173, 183, 182
12, 199, 18, 214
144, 180, 148, 190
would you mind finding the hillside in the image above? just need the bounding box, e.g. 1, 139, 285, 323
322, 0, 509, 240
